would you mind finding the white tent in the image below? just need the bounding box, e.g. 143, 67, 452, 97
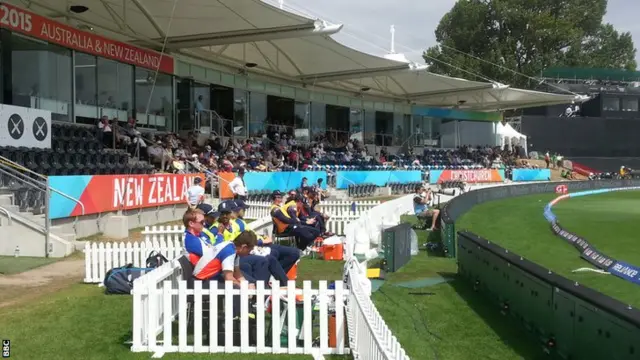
496, 122, 528, 154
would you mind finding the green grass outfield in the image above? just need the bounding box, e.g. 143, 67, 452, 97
371, 216, 543, 360
0, 259, 347, 360
0, 256, 60, 275
2, 226, 547, 360
457, 190, 640, 308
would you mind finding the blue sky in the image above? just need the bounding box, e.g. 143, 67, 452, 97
281, 0, 640, 66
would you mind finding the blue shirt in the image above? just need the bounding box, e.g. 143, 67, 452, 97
185, 230, 238, 279
413, 195, 428, 214
184, 231, 213, 257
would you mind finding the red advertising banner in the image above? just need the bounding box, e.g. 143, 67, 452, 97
435, 169, 505, 183
0, 2, 174, 73
555, 184, 568, 195
571, 162, 598, 176
49, 173, 204, 218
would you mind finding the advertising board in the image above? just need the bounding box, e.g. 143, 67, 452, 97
49, 173, 203, 219
429, 169, 505, 184
0, 2, 174, 73
511, 169, 551, 181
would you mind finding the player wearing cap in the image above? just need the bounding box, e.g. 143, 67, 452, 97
208, 200, 242, 243
303, 188, 333, 236
182, 208, 255, 285
196, 203, 223, 242
185, 177, 205, 209
183, 208, 257, 317
270, 191, 322, 250
233, 200, 300, 279
207, 200, 288, 283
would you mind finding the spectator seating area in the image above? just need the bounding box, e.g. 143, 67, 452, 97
245, 190, 297, 202
347, 184, 376, 198
389, 181, 422, 195
13, 187, 45, 215
439, 180, 466, 190
0, 123, 155, 177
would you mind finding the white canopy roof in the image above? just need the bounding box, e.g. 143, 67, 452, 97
15, 0, 582, 111
497, 122, 526, 140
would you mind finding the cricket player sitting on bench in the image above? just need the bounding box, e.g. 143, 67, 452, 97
210, 200, 293, 285
231, 199, 300, 280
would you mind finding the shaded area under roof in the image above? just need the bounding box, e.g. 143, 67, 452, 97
9, 0, 582, 111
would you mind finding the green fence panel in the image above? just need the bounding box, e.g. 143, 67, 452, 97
440, 217, 456, 258
552, 288, 577, 359
519, 271, 553, 337
457, 230, 640, 358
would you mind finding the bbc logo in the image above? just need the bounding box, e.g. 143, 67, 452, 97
2, 340, 9, 358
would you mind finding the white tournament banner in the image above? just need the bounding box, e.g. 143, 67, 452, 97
0, 104, 51, 149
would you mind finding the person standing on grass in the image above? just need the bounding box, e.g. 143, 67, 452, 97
185, 177, 205, 210
229, 167, 248, 200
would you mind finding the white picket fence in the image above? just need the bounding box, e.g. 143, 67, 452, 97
83, 238, 183, 284
344, 259, 409, 360
244, 200, 379, 220
84, 215, 357, 283
131, 258, 348, 357
84, 217, 274, 283
83, 195, 412, 359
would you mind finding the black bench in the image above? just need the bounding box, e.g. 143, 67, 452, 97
272, 225, 298, 247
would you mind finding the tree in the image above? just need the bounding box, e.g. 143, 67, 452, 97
424, 0, 637, 88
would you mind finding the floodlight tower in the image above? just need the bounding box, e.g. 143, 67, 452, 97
384, 24, 409, 63
390, 24, 396, 54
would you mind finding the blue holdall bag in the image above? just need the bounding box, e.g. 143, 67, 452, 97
103, 264, 154, 295
103, 251, 168, 295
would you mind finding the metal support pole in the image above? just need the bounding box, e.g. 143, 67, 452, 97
45, 177, 51, 258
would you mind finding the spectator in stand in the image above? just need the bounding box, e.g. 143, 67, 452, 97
544, 151, 551, 168
229, 168, 248, 200
161, 143, 174, 172
98, 116, 113, 148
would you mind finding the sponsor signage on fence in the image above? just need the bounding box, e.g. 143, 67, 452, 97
555, 184, 568, 194
511, 169, 551, 182
581, 247, 615, 270
0, 104, 51, 148
543, 188, 640, 284
49, 173, 203, 219
335, 170, 421, 189
429, 169, 505, 184
0, 2, 174, 73
608, 261, 640, 285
